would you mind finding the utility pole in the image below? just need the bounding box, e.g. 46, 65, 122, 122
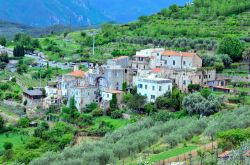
92, 34, 95, 56
90, 30, 97, 56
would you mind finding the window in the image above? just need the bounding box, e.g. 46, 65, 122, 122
168, 85, 170, 90
145, 85, 148, 90
173, 60, 175, 65
159, 86, 162, 91
183, 61, 186, 65
157, 53, 160, 56
107, 94, 109, 97
152, 86, 155, 91
151, 95, 155, 100
209, 75, 211, 78
138, 84, 143, 89
183, 80, 186, 85
164, 60, 167, 65
199, 75, 201, 79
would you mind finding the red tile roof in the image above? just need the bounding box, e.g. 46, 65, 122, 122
113, 56, 129, 60
152, 68, 162, 73
162, 50, 197, 57
104, 90, 123, 94
68, 70, 85, 77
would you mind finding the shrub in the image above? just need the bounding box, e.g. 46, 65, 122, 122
153, 111, 173, 122
214, 62, 224, 72
25, 137, 42, 149
200, 87, 212, 99
3, 142, 13, 150
111, 110, 123, 119
92, 108, 103, 117
17, 117, 30, 128
219, 54, 232, 68
188, 84, 201, 92
78, 114, 93, 125
84, 102, 98, 113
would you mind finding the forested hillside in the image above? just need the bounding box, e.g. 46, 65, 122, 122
99, 0, 250, 44
33, 0, 250, 63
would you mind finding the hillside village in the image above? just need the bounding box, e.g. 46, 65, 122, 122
0, 41, 249, 164
23, 48, 236, 112
0, 0, 250, 164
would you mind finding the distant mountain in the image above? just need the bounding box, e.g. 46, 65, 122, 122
0, 20, 79, 38
89, 0, 188, 23
0, 0, 187, 27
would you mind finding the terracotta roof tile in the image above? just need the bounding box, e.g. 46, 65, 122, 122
152, 68, 162, 73
162, 50, 197, 57
68, 70, 85, 77
104, 90, 123, 94
113, 56, 129, 60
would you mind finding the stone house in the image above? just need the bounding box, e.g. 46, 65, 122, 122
160, 50, 202, 69
23, 89, 44, 109
68, 86, 98, 111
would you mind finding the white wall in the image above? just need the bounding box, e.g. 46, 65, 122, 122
102, 91, 113, 101
161, 56, 193, 69
136, 79, 172, 102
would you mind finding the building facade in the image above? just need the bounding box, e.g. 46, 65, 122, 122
136, 75, 172, 102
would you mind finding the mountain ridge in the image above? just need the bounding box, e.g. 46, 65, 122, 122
0, 0, 187, 27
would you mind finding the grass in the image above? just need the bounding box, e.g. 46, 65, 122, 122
0, 133, 29, 150
221, 68, 249, 77
148, 145, 198, 163
92, 116, 130, 130
7, 71, 46, 88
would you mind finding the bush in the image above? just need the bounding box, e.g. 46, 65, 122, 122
214, 62, 224, 72
200, 87, 212, 99
111, 110, 123, 119
78, 114, 93, 125
17, 117, 30, 128
3, 142, 13, 150
84, 102, 98, 113
217, 128, 250, 150
25, 137, 42, 149
219, 54, 232, 68
0, 115, 4, 130
92, 108, 103, 117
188, 84, 201, 92
153, 111, 173, 122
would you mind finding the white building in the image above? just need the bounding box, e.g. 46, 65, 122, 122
160, 50, 202, 69
131, 48, 165, 70
136, 75, 172, 102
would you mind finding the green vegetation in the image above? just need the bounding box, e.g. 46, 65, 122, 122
31, 106, 250, 164
149, 145, 197, 163
0, 0, 249, 164
218, 127, 250, 150
0, 51, 9, 69
0, 81, 22, 101
0, 133, 29, 150
0, 121, 76, 164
